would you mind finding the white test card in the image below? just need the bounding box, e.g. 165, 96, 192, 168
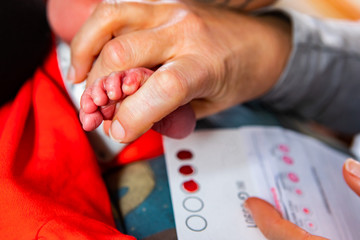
163, 126, 360, 240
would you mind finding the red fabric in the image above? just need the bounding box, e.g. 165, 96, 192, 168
0, 47, 162, 239
102, 130, 163, 170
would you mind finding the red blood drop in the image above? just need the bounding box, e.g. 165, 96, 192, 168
177, 150, 193, 160
183, 180, 199, 193
179, 165, 195, 175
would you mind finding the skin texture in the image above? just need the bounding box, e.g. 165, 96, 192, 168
47, 0, 278, 139
80, 68, 152, 131
79, 67, 196, 138
245, 158, 360, 240
67, 1, 291, 143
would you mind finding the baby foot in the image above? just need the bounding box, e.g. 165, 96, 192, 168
79, 67, 153, 131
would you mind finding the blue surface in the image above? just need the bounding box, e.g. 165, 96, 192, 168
123, 156, 175, 239
113, 104, 281, 239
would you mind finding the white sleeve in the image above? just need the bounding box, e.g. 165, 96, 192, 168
261, 9, 360, 134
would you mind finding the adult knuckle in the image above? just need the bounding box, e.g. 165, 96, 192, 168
156, 69, 188, 102
182, 11, 206, 33
95, 2, 118, 19
101, 40, 128, 69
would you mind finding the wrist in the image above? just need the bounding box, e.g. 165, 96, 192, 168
250, 13, 292, 99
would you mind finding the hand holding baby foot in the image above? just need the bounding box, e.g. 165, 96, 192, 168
80, 67, 153, 131
71, 1, 291, 143
79, 67, 196, 139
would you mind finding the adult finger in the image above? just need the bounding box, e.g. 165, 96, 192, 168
85, 28, 178, 86
69, 1, 178, 83
343, 158, 360, 196
109, 56, 208, 143
152, 103, 196, 139
102, 104, 196, 139
245, 197, 327, 240
103, 104, 196, 139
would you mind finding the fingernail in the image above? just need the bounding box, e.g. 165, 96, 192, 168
67, 65, 76, 82
107, 91, 115, 99
345, 158, 360, 178
109, 120, 125, 142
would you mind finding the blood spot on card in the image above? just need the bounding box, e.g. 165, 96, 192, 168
177, 150, 193, 160
183, 179, 199, 193
179, 165, 195, 175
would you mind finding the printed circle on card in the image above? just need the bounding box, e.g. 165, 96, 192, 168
305, 221, 317, 232
302, 207, 312, 216
183, 197, 204, 212
186, 215, 207, 232
288, 172, 299, 183
282, 155, 294, 165
295, 188, 303, 196
278, 144, 290, 153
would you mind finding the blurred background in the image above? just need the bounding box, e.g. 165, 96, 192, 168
277, 0, 360, 20
1, 0, 52, 106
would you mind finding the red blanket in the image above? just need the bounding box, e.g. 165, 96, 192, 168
0, 47, 163, 239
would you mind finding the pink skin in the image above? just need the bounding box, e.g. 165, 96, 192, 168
80, 68, 151, 131
48, 0, 196, 138
152, 104, 196, 139
80, 68, 196, 138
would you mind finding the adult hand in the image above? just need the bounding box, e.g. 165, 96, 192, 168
70, 0, 291, 143
245, 158, 360, 240
47, 0, 277, 44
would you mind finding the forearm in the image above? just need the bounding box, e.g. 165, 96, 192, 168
261, 9, 360, 134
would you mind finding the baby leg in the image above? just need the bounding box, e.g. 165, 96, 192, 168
80, 68, 153, 131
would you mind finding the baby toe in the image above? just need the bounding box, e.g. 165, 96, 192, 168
81, 87, 98, 113
80, 109, 104, 131
92, 76, 109, 106
105, 72, 123, 100
99, 102, 117, 120
122, 68, 153, 95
